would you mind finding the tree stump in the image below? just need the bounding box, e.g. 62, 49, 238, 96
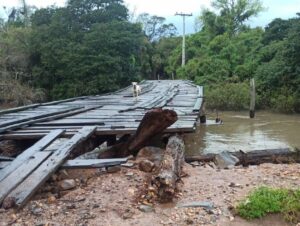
98, 108, 178, 158
151, 135, 185, 202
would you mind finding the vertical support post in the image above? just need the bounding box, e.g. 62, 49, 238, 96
250, 78, 256, 118
182, 15, 186, 67
175, 12, 192, 67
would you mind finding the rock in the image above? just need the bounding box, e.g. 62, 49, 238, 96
31, 207, 43, 216
214, 151, 239, 169
107, 166, 121, 173
139, 160, 155, 172
2, 197, 16, 209
185, 218, 194, 225
228, 182, 243, 188
47, 195, 57, 204
59, 179, 76, 191
125, 172, 134, 177
138, 205, 154, 213
66, 204, 76, 209
178, 201, 214, 210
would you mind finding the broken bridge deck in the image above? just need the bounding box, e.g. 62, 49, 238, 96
0, 80, 204, 140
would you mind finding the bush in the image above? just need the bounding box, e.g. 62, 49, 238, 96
237, 187, 300, 223
206, 82, 250, 111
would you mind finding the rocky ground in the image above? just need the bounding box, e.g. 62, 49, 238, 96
0, 162, 299, 226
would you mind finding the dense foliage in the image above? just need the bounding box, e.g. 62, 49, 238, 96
164, 0, 300, 113
0, 0, 299, 112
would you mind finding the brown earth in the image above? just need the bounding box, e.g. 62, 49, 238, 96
0, 163, 299, 226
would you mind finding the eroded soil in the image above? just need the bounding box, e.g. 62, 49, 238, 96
0, 163, 299, 226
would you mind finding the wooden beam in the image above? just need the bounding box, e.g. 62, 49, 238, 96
0, 151, 52, 204
0, 104, 40, 116
0, 106, 102, 134
4, 126, 96, 208
0, 129, 64, 182
62, 158, 127, 169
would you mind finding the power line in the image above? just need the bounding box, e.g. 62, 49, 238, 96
175, 12, 193, 67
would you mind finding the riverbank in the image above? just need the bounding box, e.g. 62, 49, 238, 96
0, 162, 299, 226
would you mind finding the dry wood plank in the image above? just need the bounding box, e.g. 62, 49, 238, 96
0, 162, 10, 169
3, 126, 96, 208
0, 130, 64, 182
0, 107, 81, 128
0, 106, 101, 134
0, 151, 52, 204
0, 104, 41, 116
62, 158, 128, 169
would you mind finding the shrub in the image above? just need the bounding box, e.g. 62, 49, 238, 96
206, 82, 250, 111
237, 187, 300, 223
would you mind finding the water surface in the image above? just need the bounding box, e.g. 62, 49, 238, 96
185, 111, 300, 155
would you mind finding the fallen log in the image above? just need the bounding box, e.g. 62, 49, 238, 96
151, 135, 185, 202
99, 108, 178, 158
185, 148, 300, 167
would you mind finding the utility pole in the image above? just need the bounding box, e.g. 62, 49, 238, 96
175, 12, 192, 67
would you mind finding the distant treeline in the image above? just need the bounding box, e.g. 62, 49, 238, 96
0, 0, 299, 113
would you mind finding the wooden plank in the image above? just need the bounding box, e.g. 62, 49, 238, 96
62, 158, 128, 169
193, 98, 203, 112
5, 126, 96, 208
0, 107, 81, 128
0, 106, 101, 134
0, 162, 10, 169
0, 104, 40, 116
0, 130, 64, 181
0, 151, 52, 204
0, 156, 14, 161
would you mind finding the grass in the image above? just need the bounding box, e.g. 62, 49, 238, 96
236, 187, 300, 223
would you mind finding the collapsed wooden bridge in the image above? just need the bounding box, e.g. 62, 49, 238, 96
0, 80, 204, 208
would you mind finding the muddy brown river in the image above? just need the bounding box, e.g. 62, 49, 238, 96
185, 111, 300, 155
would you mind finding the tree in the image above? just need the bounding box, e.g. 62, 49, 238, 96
137, 13, 177, 42
198, 0, 264, 35
30, 0, 144, 99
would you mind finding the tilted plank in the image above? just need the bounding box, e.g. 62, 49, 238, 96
0, 129, 64, 182
0, 162, 10, 169
0, 104, 40, 116
0, 106, 101, 134
0, 107, 81, 128
5, 126, 96, 208
62, 158, 128, 169
0, 151, 52, 204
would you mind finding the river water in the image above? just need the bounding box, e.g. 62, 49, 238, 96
185, 111, 300, 155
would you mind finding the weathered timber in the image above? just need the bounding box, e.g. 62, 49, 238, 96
3, 126, 96, 208
62, 158, 128, 169
0, 130, 64, 182
0, 106, 102, 134
235, 148, 300, 166
0, 104, 40, 116
0, 151, 52, 205
0, 162, 10, 169
249, 78, 256, 118
0, 107, 81, 128
152, 135, 185, 203
99, 108, 178, 158
185, 148, 300, 166
1, 81, 203, 141
0, 156, 14, 161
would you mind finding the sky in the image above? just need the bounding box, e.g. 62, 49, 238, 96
0, 0, 299, 34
